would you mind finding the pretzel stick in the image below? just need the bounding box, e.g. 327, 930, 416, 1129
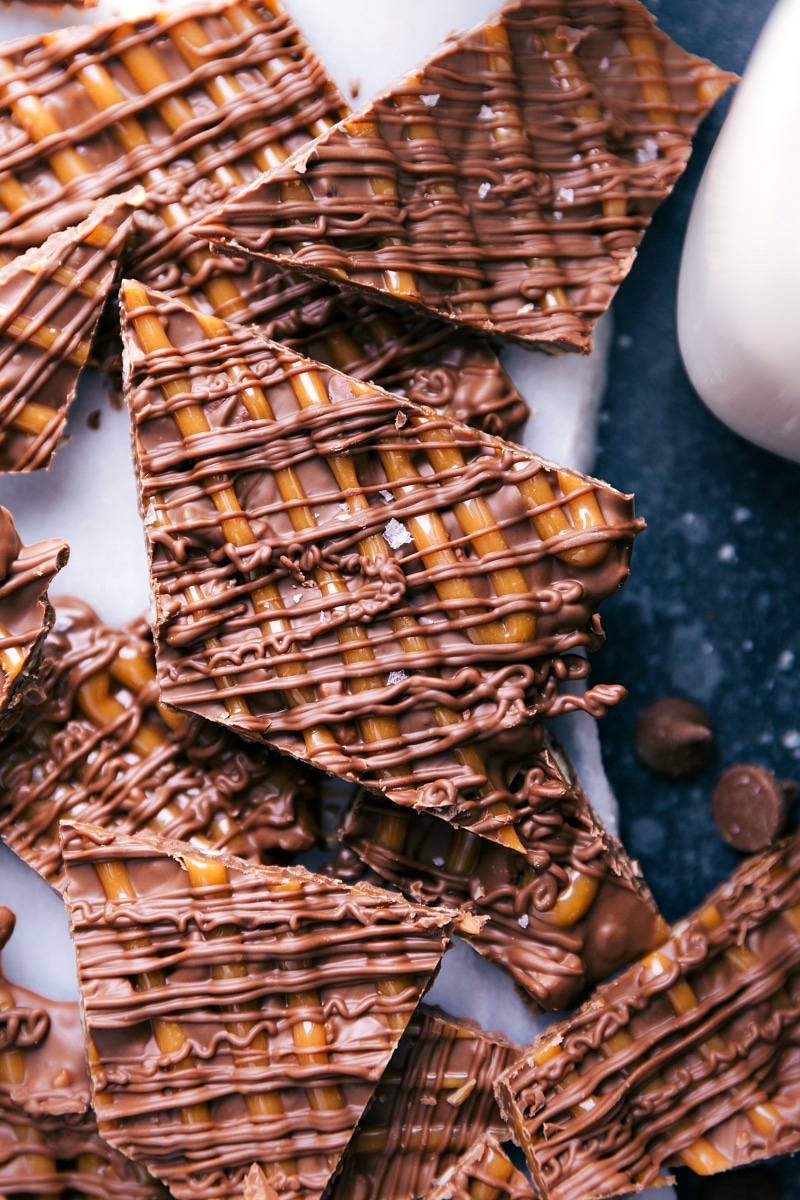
0, 625, 27, 683
514, 465, 609, 568
126, 281, 339, 759
480, 23, 571, 312
395, 79, 487, 317
0, 977, 58, 1183
468, 1141, 518, 1200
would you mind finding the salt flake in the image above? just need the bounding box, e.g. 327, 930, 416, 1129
385, 518, 413, 549
478, 181, 492, 199
421, 93, 440, 107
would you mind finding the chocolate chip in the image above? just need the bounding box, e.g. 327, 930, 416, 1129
711, 763, 794, 852
634, 696, 714, 777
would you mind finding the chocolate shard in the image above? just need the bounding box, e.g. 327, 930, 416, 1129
0, 191, 142, 472
0, 1, 525, 442
495, 829, 800, 1200
0, 505, 69, 735
197, 0, 734, 351
121, 281, 641, 850
60, 821, 454, 1200
0, 901, 167, 1197
327, 1006, 518, 1200
342, 734, 666, 1013
0, 596, 321, 892
422, 1135, 536, 1200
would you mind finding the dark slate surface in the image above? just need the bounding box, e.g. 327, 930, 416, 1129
589, 0, 798, 1194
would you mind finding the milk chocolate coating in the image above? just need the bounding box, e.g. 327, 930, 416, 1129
0, 192, 140, 472
495, 829, 800, 1200
634, 695, 715, 777
711, 764, 792, 853
329, 1006, 518, 1200
422, 1135, 535, 1200
61, 821, 454, 1200
0, 507, 69, 735
122, 284, 640, 850
343, 735, 665, 1012
0, 596, 321, 890
0, 0, 524, 442
197, 0, 734, 350
0, 507, 22, 579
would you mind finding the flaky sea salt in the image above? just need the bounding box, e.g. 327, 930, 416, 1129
385, 517, 413, 548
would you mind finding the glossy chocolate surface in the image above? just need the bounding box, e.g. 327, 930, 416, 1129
0, 0, 523, 440
0, 596, 320, 891
0, 192, 139, 472
496, 830, 800, 1199
422, 1135, 535, 1200
198, 0, 733, 349
61, 821, 454, 1200
343, 735, 664, 1012
122, 283, 640, 847
329, 1006, 517, 1200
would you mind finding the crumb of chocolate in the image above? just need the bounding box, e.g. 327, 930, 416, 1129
348, 76, 360, 100
86, 409, 101, 430
0, 903, 15, 951
634, 696, 714, 777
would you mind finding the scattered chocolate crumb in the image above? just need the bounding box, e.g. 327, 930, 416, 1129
348, 75, 360, 100
712, 764, 796, 853
634, 696, 714, 777
87, 409, 101, 430
0, 904, 15, 951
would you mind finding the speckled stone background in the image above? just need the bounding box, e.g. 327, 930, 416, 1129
589, 1, 798, 1195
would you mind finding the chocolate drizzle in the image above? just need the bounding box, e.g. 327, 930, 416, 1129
495, 831, 800, 1199
329, 1007, 518, 1200
0, 192, 140, 472
61, 821, 454, 1200
0, 595, 320, 890
122, 283, 640, 848
422, 1135, 535, 1200
0, 0, 525, 441
198, 0, 734, 350
343, 738, 665, 1012
0, 505, 69, 734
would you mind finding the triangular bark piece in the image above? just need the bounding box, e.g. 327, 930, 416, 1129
0, 504, 68, 735
0, 901, 168, 1198
60, 821, 454, 1200
197, 0, 733, 350
0, 191, 141, 472
0, 1, 525, 441
342, 732, 666, 1013
0, 597, 320, 892
326, 1006, 518, 1200
121, 282, 640, 849
496, 830, 800, 1198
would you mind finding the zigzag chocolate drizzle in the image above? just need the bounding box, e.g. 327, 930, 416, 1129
496, 832, 800, 1199
197, 0, 733, 350
122, 283, 640, 850
0, 595, 320, 890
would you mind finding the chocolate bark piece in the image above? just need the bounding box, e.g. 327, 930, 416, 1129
422, 1135, 535, 1200
0, 505, 69, 735
121, 281, 640, 851
197, 0, 734, 351
0, 192, 141, 472
495, 830, 800, 1200
0, 1, 524, 443
0, 906, 167, 1197
0, 596, 320, 891
342, 736, 666, 1013
61, 821, 454, 1200
328, 1006, 518, 1200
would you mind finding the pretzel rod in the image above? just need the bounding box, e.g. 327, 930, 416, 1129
396, 78, 487, 317
0, 981, 58, 1182
0, 307, 91, 367
480, 23, 572, 311
0, 623, 27, 682
468, 1139, 519, 1200
514, 466, 609, 569
92, 858, 211, 1128
181, 855, 299, 1178
128, 285, 345, 762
